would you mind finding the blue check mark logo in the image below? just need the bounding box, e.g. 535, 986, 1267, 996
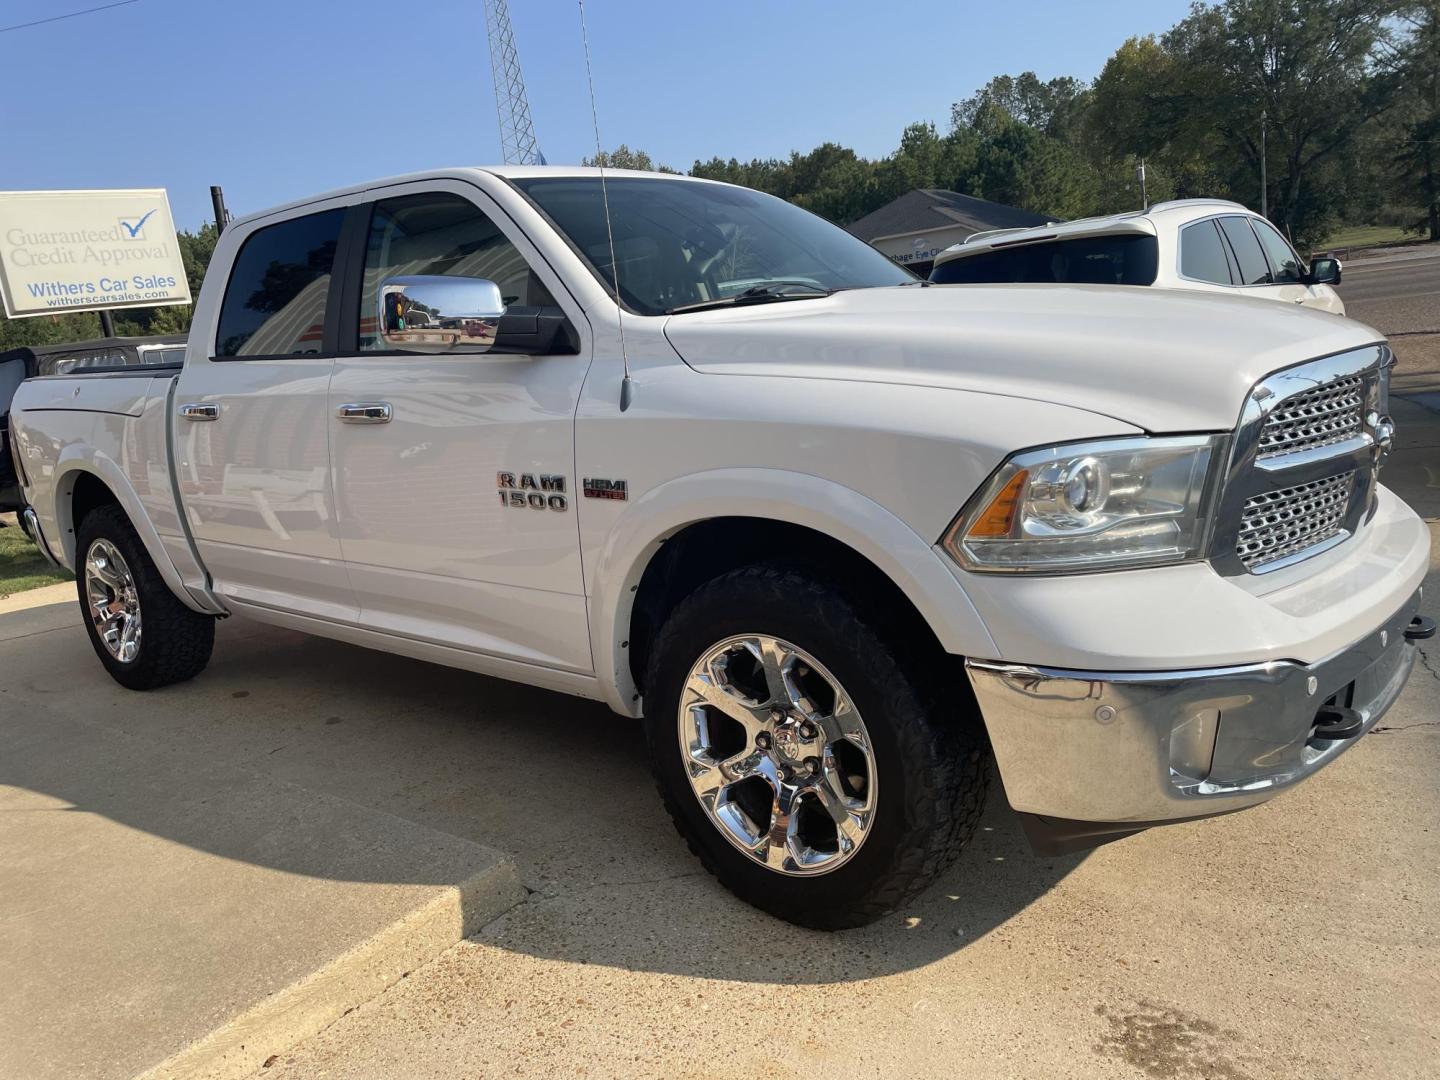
119, 208, 157, 239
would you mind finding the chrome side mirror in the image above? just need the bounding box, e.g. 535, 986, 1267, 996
378, 275, 507, 353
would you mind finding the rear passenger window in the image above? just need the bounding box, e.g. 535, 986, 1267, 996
1179, 221, 1233, 284
929, 234, 1158, 286
1218, 216, 1271, 285
359, 193, 553, 351
216, 209, 344, 357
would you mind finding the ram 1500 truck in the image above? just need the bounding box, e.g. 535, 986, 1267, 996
10, 168, 1433, 928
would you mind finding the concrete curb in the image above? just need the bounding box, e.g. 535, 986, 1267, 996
136, 861, 526, 1080
0, 580, 74, 615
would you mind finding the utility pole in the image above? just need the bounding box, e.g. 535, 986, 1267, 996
1259, 110, 1268, 219
1136, 159, 1149, 210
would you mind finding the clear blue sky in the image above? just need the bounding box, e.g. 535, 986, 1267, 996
2, 0, 1195, 229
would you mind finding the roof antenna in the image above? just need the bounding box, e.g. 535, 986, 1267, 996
578, 0, 632, 411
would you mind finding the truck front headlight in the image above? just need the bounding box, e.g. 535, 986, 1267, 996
943, 435, 1227, 573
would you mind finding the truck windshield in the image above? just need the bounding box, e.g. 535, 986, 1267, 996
513, 176, 914, 316
931, 233, 1159, 286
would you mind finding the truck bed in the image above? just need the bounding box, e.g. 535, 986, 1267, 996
8, 370, 216, 614
1, 336, 186, 513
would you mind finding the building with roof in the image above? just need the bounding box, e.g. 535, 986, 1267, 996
846, 189, 1054, 277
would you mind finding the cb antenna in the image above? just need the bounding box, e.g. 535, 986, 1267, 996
578, 0, 632, 411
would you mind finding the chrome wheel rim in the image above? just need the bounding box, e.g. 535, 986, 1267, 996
84, 539, 142, 663
678, 634, 877, 876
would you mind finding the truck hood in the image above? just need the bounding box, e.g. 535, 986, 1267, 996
662, 284, 1382, 432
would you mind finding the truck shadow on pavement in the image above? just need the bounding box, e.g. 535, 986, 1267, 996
1, 602, 1083, 983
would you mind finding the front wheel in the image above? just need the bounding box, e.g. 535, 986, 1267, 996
644, 565, 988, 929
76, 505, 215, 691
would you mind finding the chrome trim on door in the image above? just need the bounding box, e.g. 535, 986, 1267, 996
178, 402, 219, 421
335, 402, 393, 424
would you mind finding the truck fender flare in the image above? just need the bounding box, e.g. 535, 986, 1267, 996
588, 467, 1000, 717
50, 453, 219, 616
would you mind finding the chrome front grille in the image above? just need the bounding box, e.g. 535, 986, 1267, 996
1257, 373, 1364, 459
1236, 472, 1354, 570
1211, 346, 1390, 577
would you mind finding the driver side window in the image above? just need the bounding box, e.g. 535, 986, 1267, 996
359, 192, 554, 351
1250, 219, 1306, 284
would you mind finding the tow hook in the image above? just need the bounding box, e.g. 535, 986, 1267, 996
1312, 703, 1365, 741
1404, 615, 1435, 642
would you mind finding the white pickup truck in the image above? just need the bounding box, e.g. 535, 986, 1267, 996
10, 167, 1432, 928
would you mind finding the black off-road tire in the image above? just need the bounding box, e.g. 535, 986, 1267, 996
76, 505, 215, 691
644, 564, 988, 930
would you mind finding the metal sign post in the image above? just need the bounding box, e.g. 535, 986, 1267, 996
210, 185, 230, 235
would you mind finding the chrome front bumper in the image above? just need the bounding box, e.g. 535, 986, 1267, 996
967, 588, 1425, 852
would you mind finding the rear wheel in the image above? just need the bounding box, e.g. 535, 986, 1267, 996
77, 505, 215, 690
644, 564, 988, 929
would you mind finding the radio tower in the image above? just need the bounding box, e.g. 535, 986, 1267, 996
484, 0, 544, 165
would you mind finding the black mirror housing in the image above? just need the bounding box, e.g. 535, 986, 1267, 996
1308, 257, 1342, 286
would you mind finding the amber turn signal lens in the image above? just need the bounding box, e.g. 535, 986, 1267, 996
968, 469, 1028, 538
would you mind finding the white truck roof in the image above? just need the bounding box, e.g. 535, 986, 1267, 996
226, 165, 714, 232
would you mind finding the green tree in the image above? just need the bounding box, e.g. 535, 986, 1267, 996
952, 72, 1090, 142
784, 143, 880, 222
872, 122, 980, 205
1389, 1, 1440, 238
582, 144, 678, 172
964, 106, 1099, 218
1088, 36, 1228, 210
689, 156, 790, 195
1167, 0, 1400, 240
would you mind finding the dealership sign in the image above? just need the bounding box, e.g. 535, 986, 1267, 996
0, 189, 191, 318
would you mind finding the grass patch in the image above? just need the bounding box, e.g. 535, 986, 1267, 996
0, 516, 72, 599
1317, 224, 1414, 251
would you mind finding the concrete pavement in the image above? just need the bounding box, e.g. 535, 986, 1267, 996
0, 602, 525, 1080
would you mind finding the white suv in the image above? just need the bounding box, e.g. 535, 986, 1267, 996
930, 199, 1345, 316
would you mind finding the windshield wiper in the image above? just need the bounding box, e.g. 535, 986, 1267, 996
664, 281, 832, 315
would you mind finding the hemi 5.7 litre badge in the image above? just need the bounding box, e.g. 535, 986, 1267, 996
498, 472, 567, 511
582, 478, 628, 501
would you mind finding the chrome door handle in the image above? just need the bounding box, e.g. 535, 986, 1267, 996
179, 403, 219, 421
336, 402, 393, 424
